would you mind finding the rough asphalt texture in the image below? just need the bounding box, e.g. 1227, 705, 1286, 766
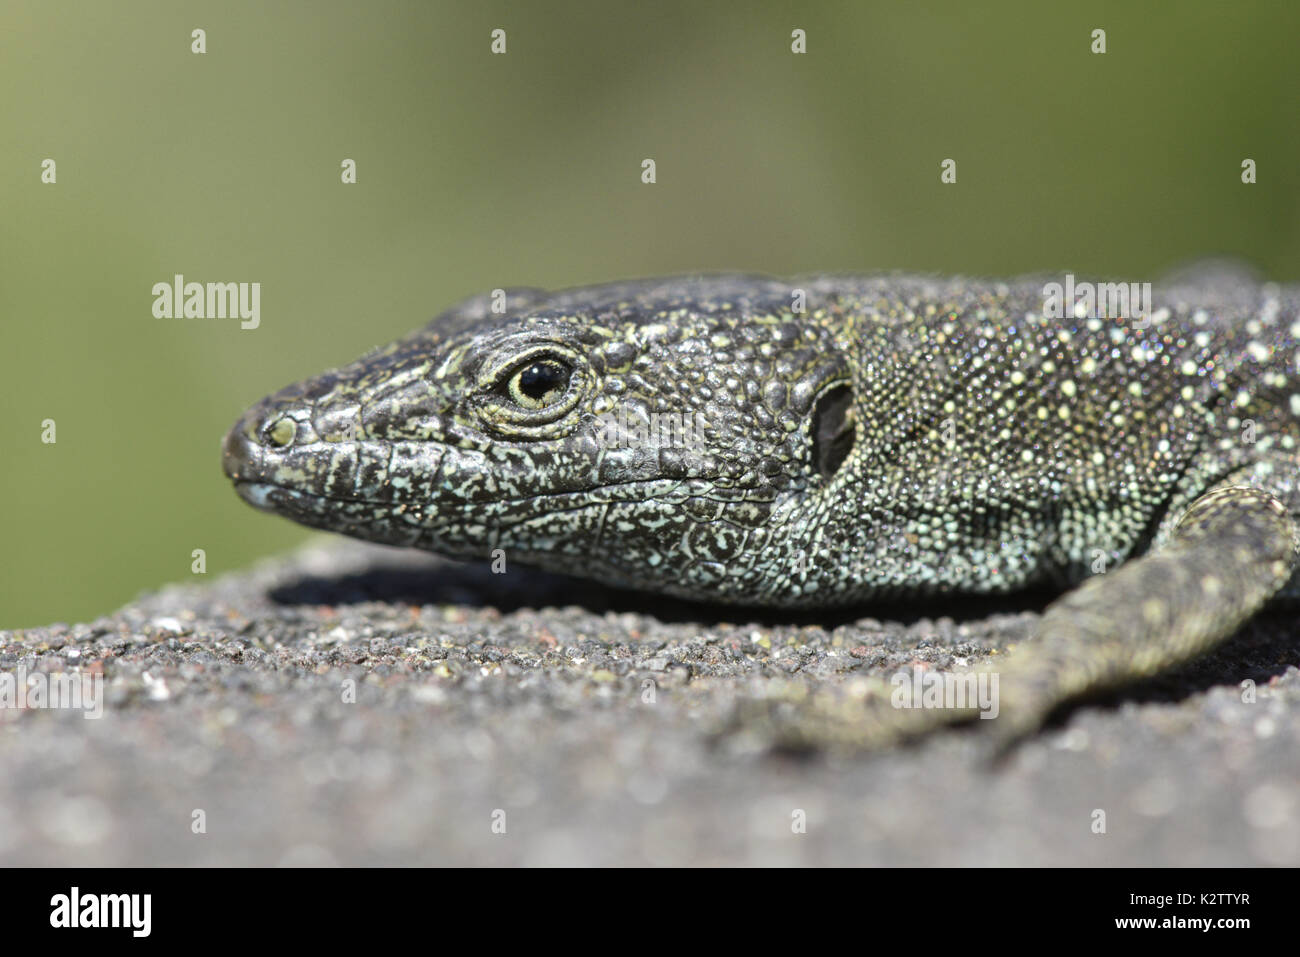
2, 538, 1298, 866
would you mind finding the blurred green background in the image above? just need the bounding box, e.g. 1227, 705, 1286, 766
2, 0, 1298, 627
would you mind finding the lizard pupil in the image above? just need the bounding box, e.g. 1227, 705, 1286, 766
511, 360, 570, 407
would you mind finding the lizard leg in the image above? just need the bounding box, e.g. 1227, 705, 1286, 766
986, 482, 1297, 742
731, 482, 1298, 752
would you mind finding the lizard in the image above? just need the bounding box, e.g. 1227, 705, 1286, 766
221, 269, 1300, 751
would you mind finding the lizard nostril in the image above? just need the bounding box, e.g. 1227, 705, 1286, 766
261, 416, 297, 448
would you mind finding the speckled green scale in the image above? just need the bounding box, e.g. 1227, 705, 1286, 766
223, 268, 1300, 748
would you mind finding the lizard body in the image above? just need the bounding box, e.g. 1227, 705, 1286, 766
223, 271, 1300, 748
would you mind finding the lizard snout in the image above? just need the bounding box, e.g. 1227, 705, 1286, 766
221, 414, 263, 485
221, 397, 313, 491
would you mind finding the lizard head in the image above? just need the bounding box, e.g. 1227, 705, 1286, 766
222, 277, 857, 603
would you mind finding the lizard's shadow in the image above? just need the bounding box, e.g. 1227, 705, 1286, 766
268, 552, 1056, 626
269, 551, 1297, 706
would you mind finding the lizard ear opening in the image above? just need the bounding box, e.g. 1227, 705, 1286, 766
811, 383, 855, 481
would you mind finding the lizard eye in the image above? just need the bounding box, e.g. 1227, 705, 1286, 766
504, 358, 572, 409
476, 341, 587, 433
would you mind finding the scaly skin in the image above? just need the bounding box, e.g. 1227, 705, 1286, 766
222, 270, 1300, 749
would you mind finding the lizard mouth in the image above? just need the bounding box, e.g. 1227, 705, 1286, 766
231, 481, 346, 522
232, 479, 380, 509
231, 479, 430, 548
232, 480, 307, 511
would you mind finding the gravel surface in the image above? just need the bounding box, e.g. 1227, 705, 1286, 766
2, 539, 1298, 866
